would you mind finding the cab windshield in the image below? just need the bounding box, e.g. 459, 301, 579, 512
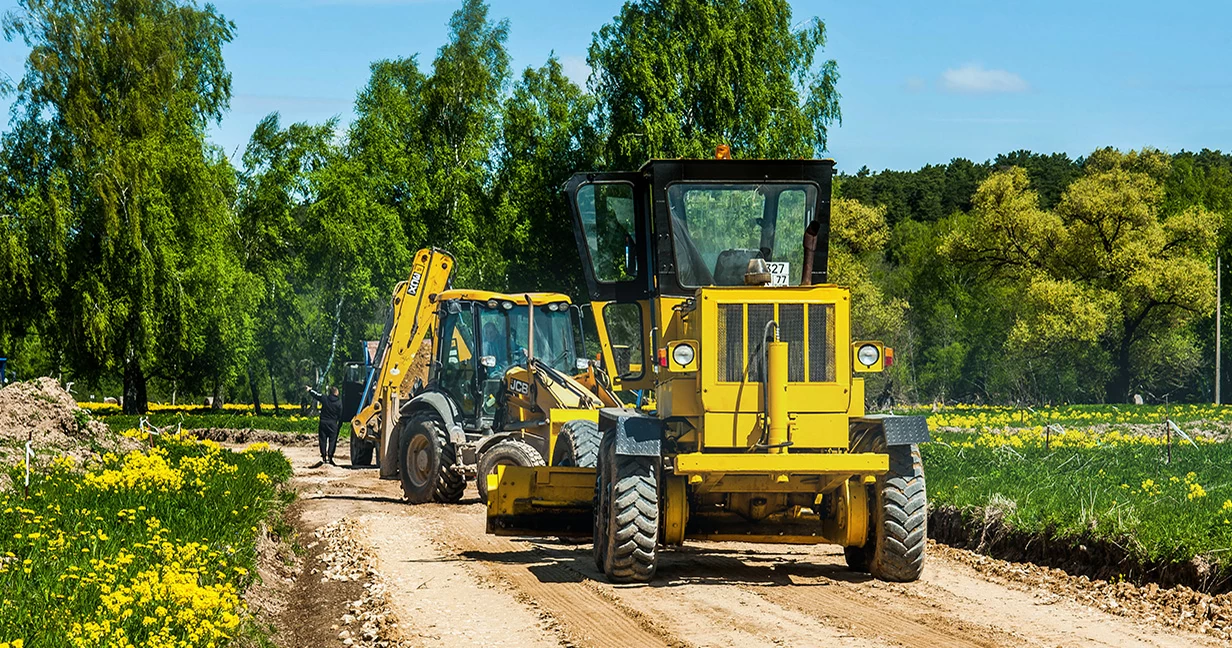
667, 183, 816, 287
480, 305, 577, 376
509, 306, 577, 374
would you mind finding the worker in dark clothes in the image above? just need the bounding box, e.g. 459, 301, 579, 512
305, 385, 342, 465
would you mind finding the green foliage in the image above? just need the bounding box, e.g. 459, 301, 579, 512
494, 57, 600, 295
0, 0, 252, 412
589, 0, 840, 167
941, 151, 1222, 402
103, 413, 319, 435
0, 438, 292, 644
418, 0, 510, 287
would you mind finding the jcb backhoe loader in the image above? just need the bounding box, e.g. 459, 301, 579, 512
486, 155, 930, 583
351, 248, 622, 504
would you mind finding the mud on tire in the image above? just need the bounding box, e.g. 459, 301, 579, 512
600, 433, 659, 583
398, 411, 466, 504
554, 419, 601, 468
477, 439, 544, 503
864, 443, 927, 582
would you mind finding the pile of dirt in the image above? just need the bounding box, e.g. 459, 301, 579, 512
0, 377, 138, 467
187, 427, 316, 447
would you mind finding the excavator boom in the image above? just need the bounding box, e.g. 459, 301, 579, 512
352, 248, 455, 443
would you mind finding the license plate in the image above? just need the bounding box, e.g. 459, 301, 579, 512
767, 262, 790, 286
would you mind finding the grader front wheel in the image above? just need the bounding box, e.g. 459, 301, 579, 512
598, 436, 658, 583
850, 443, 927, 582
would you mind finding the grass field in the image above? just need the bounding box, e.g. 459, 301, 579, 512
0, 434, 292, 647
98, 413, 321, 436
920, 406, 1232, 588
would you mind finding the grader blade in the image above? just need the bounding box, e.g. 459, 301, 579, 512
485, 465, 595, 537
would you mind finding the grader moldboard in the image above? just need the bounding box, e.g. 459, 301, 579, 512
350, 248, 623, 504
486, 156, 931, 583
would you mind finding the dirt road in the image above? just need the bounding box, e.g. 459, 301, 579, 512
279, 445, 1223, 648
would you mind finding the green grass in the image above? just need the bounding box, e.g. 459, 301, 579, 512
924, 434, 1232, 574
101, 412, 321, 436
0, 437, 293, 646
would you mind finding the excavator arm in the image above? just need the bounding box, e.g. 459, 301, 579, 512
352, 248, 455, 445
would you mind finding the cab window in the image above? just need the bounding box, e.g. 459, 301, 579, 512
577, 183, 637, 283
437, 305, 476, 416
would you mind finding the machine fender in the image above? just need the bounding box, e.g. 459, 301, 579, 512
852, 415, 930, 446
599, 408, 662, 458
400, 391, 458, 439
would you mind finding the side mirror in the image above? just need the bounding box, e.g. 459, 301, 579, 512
575, 357, 590, 371
480, 355, 497, 368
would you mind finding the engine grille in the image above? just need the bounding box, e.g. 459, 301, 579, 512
715, 303, 836, 383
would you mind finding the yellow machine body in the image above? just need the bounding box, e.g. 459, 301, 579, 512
488, 157, 930, 574
351, 251, 620, 482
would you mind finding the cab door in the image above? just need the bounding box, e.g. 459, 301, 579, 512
567, 173, 655, 392
436, 301, 479, 421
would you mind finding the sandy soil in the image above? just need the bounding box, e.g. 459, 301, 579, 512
277, 445, 1225, 648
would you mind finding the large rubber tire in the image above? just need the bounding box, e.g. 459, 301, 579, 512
398, 412, 466, 504
592, 432, 614, 571
477, 440, 545, 503
553, 419, 601, 468
349, 433, 375, 467
859, 443, 927, 582
601, 435, 659, 583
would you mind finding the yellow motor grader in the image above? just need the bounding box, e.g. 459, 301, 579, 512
486, 156, 930, 583
351, 248, 622, 504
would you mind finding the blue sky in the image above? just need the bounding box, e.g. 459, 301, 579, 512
1, 0, 1229, 173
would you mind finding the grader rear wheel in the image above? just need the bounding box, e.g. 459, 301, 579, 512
848, 442, 927, 582
600, 434, 659, 583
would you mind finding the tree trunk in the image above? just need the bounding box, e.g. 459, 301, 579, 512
212, 376, 223, 411
122, 359, 148, 414
270, 370, 280, 413
1110, 336, 1135, 403
247, 367, 263, 416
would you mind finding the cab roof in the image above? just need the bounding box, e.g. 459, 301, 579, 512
433, 290, 572, 306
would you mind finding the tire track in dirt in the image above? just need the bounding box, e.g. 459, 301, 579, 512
658, 550, 1021, 648
530, 540, 894, 648
424, 506, 686, 648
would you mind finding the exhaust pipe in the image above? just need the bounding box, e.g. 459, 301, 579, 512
800, 220, 821, 286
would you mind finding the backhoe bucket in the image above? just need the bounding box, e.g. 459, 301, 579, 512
485, 465, 595, 537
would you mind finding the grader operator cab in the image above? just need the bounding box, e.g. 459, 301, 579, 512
351, 248, 623, 504
486, 157, 931, 584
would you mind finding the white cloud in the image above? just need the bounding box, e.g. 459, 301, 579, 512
941, 64, 1028, 94
560, 55, 591, 89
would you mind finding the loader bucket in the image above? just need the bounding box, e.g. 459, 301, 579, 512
486, 465, 595, 537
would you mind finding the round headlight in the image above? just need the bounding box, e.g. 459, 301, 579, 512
487, 299, 499, 309
671, 343, 696, 367
857, 344, 880, 367
548, 302, 560, 312
502, 301, 514, 310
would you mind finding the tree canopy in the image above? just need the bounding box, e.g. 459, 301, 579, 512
2, 0, 1231, 410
